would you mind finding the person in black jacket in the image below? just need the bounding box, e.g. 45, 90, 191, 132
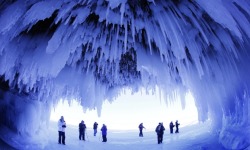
169, 121, 175, 134
175, 120, 180, 133
138, 123, 145, 137
93, 122, 98, 136
155, 122, 165, 144
79, 120, 86, 140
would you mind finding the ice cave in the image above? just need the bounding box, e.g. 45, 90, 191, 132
0, 0, 250, 149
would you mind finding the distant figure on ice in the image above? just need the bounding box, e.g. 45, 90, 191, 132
169, 121, 175, 134
101, 124, 107, 142
93, 122, 98, 136
58, 116, 66, 145
79, 120, 86, 140
138, 123, 146, 137
155, 122, 165, 144
175, 120, 180, 133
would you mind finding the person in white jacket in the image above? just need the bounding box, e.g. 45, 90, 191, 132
58, 116, 66, 145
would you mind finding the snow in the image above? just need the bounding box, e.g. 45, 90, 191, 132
43, 121, 226, 150
1, 120, 225, 150
0, 121, 225, 150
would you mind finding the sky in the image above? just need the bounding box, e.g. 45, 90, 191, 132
50, 89, 198, 130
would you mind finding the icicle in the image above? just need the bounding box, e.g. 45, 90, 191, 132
196, 0, 242, 39
0, 1, 25, 35
46, 25, 67, 54
131, 17, 135, 43
124, 21, 128, 53
223, 0, 250, 39
120, 2, 125, 25
186, 5, 210, 44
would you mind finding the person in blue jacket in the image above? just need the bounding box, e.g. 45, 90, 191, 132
93, 122, 98, 136
101, 124, 107, 142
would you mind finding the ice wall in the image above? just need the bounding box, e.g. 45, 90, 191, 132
0, 0, 250, 149
0, 89, 51, 149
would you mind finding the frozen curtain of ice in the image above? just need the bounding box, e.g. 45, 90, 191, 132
0, 0, 250, 149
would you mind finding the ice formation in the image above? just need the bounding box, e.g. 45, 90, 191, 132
0, 0, 250, 149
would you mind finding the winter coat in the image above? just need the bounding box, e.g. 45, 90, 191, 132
175, 122, 180, 128
101, 125, 107, 135
139, 124, 144, 130
169, 122, 175, 129
93, 122, 98, 129
155, 124, 165, 135
79, 123, 86, 132
58, 119, 66, 132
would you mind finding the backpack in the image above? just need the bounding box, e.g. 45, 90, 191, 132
155, 125, 161, 133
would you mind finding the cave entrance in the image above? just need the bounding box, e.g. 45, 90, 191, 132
50, 89, 198, 130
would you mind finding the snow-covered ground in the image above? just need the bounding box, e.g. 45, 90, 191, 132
0, 121, 228, 150
42, 121, 226, 150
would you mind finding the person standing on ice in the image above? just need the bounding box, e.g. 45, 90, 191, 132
155, 122, 165, 144
169, 121, 175, 134
138, 123, 145, 137
79, 120, 86, 140
175, 120, 180, 133
101, 124, 107, 142
93, 122, 98, 136
58, 116, 66, 145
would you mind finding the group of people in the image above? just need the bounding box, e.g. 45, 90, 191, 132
78, 120, 107, 142
57, 116, 108, 145
139, 120, 180, 144
169, 120, 180, 134
58, 116, 180, 145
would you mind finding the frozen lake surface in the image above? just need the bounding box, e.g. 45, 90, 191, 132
43, 121, 226, 150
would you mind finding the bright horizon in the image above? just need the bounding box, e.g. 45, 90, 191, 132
50, 90, 198, 130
